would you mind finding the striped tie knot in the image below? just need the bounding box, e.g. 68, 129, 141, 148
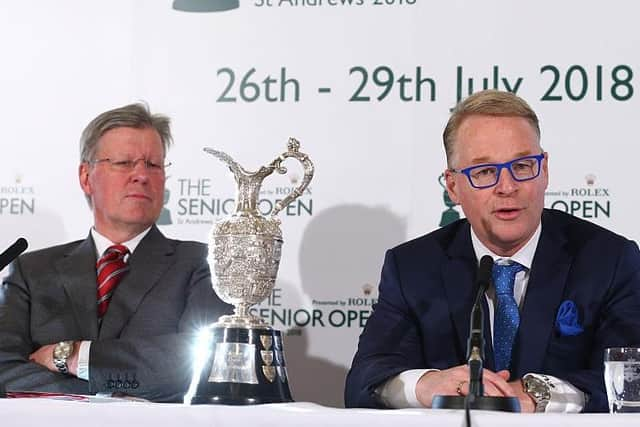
493, 262, 525, 295
96, 244, 130, 319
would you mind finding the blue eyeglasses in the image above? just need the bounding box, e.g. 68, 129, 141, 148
450, 153, 545, 189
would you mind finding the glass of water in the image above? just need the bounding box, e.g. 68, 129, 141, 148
604, 347, 640, 413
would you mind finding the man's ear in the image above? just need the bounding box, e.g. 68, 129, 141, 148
444, 169, 461, 205
541, 151, 549, 189
78, 163, 91, 197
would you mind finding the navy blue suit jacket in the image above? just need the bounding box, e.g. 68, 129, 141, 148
345, 209, 640, 412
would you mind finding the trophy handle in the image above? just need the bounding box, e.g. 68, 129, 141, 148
269, 138, 315, 217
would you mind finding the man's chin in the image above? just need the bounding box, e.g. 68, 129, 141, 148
119, 212, 160, 229
490, 231, 534, 255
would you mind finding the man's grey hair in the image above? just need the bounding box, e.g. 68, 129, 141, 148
79, 102, 173, 162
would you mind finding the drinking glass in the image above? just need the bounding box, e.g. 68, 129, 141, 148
604, 347, 640, 413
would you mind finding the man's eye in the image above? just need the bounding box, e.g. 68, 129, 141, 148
513, 161, 533, 171
113, 160, 132, 167
472, 167, 496, 178
147, 161, 162, 169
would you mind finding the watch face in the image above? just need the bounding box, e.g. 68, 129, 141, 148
53, 341, 73, 359
525, 377, 550, 402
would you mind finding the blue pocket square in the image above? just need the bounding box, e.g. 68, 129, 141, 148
555, 300, 584, 336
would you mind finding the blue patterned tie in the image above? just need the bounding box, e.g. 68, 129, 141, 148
493, 261, 526, 372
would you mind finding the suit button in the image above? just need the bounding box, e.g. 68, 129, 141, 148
107, 380, 115, 388
131, 380, 139, 389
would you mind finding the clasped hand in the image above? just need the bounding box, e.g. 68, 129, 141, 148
29, 342, 79, 377
415, 365, 535, 412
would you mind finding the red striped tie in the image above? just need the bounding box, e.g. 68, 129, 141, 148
96, 245, 130, 319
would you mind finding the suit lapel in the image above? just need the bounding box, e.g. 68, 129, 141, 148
98, 226, 175, 339
512, 212, 572, 377
441, 223, 490, 366
57, 234, 99, 339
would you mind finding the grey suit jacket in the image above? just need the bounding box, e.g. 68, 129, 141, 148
0, 225, 231, 402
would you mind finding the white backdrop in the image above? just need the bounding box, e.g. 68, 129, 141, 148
1, 1, 638, 407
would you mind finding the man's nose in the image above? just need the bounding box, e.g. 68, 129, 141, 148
130, 160, 150, 182
132, 159, 150, 170
494, 166, 517, 194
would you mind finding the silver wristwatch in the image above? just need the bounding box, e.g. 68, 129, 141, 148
52, 341, 74, 374
522, 374, 552, 412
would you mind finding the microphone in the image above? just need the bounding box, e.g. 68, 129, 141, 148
432, 255, 520, 413
467, 255, 493, 397
0, 238, 28, 271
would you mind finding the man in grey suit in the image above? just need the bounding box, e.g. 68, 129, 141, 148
0, 103, 230, 401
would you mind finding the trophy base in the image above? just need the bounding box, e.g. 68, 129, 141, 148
185, 325, 293, 405
215, 314, 270, 329
188, 386, 289, 405
432, 395, 521, 412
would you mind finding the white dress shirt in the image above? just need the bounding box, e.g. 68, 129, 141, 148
378, 223, 585, 412
76, 227, 151, 381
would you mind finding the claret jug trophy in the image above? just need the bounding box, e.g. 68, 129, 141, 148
185, 138, 314, 405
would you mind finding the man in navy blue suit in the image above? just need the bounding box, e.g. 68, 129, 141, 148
345, 90, 640, 412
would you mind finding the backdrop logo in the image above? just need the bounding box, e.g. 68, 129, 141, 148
438, 173, 459, 227
173, 0, 239, 12
362, 283, 373, 296
250, 286, 375, 334
545, 173, 612, 220
171, 0, 394, 11
169, 177, 313, 225
1, 174, 35, 216
157, 179, 174, 226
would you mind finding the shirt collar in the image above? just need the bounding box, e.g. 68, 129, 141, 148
470, 222, 541, 269
90, 227, 152, 258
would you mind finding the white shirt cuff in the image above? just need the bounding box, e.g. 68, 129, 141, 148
77, 340, 91, 381
377, 369, 438, 408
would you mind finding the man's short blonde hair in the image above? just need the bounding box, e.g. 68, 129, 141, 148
443, 90, 540, 167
